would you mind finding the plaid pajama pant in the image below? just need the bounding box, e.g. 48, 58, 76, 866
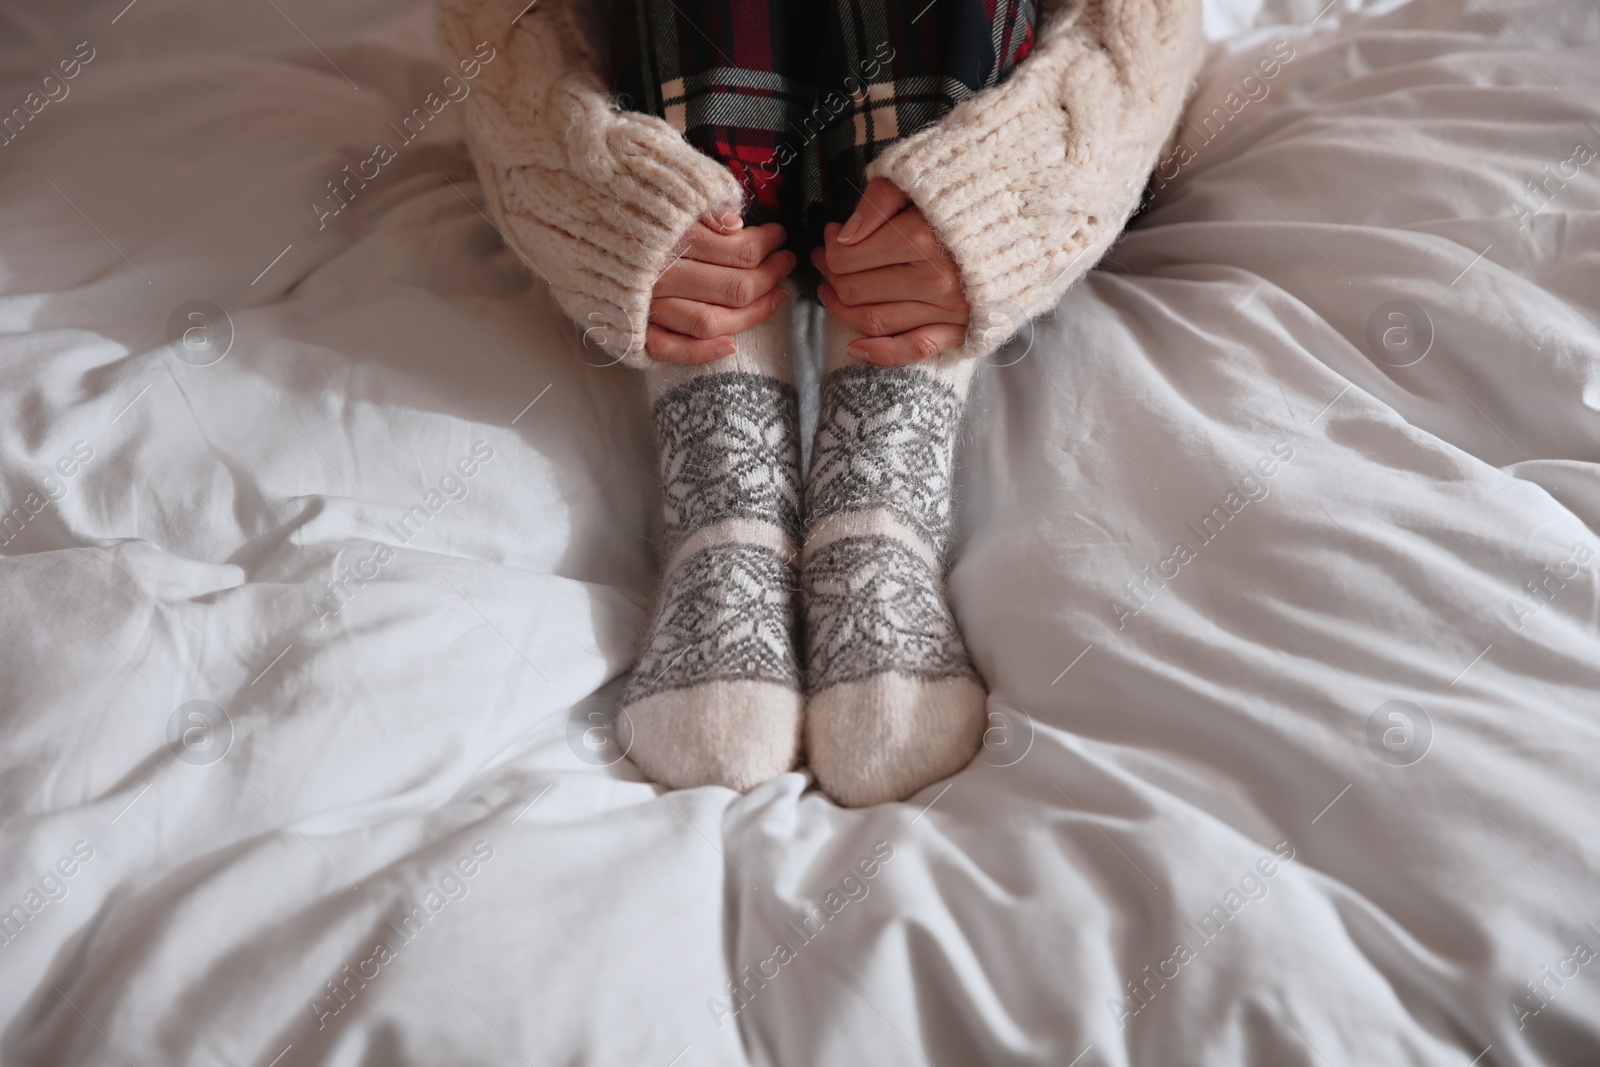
608, 0, 1035, 252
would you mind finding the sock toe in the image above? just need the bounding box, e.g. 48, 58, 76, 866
624, 681, 803, 792
805, 672, 986, 807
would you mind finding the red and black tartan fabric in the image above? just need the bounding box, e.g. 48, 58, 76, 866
608, 0, 1035, 249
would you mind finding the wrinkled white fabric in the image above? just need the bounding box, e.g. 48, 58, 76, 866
0, 0, 1596, 1064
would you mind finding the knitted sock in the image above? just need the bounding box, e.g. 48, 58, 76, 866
620, 307, 804, 792
801, 316, 987, 807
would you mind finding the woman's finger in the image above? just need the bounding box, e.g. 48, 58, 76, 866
844, 323, 968, 366
817, 284, 965, 338
700, 206, 745, 234
645, 324, 738, 364
814, 255, 966, 311
819, 212, 955, 276
655, 248, 795, 307
835, 178, 910, 245
651, 288, 788, 339
676, 221, 787, 269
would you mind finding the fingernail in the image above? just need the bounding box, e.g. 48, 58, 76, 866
718, 210, 743, 231
773, 289, 788, 306
837, 213, 863, 244
713, 342, 736, 358
846, 343, 869, 361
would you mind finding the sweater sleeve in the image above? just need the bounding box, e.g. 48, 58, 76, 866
434, 0, 745, 369
866, 0, 1204, 357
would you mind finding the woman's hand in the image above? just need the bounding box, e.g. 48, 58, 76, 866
646, 213, 795, 364
811, 178, 969, 365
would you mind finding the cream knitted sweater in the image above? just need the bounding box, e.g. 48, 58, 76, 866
435, 0, 1203, 368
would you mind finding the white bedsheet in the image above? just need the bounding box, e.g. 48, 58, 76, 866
1, 0, 1597, 1064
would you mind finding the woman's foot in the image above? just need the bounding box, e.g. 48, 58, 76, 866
802, 320, 987, 807
621, 308, 804, 792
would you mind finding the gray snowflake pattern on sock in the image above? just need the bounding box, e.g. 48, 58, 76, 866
806, 366, 961, 557
625, 542, 802, 701
655, 372, 801, 550
802, 535, 975, 691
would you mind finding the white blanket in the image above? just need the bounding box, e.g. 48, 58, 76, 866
1, 0, 1597, 1063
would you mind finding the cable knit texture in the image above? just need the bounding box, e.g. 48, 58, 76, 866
435, 0, 744, 368
436, 0, 1202, 361
869, 0, 1204, 354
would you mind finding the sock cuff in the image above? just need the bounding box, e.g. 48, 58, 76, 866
645, 285, 796, 402
822, 313, 979, 400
